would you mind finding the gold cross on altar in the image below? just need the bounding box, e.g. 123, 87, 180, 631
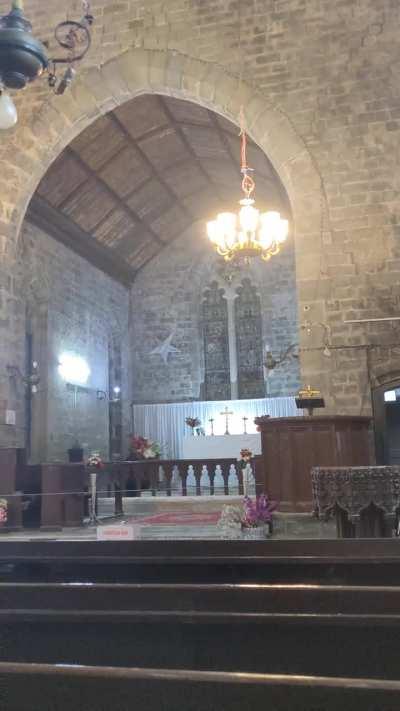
220, 406, 234, 435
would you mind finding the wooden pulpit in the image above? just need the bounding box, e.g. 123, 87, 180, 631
254, 415, 373, 513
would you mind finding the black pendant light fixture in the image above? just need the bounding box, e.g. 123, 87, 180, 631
0, 0, 94, 129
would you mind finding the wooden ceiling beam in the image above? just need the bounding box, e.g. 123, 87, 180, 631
108, 112, 194, 223
157, 95, 228, 206
27, 195, 135, 287
65, 145, 165, 246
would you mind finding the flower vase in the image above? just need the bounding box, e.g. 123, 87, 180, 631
242, 526, 267, 540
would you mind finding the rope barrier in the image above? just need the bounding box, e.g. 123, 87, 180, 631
0, 486, 241, 499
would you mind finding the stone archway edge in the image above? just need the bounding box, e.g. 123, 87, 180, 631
14, 48, 323, 250
9, 46, 329, 404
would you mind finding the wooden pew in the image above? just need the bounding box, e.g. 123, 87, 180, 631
1, 663, 399, 711
2, 581, 400, 680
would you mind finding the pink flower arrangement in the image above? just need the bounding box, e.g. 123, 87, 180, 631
242, 494, 277, 528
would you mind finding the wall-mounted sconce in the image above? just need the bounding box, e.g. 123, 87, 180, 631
264, 344, 298, 372
301, 320, 332, 358
7, 361, 40, 393
97, 387, 121, 403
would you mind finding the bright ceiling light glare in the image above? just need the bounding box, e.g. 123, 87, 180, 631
58, 352, 91, 385
384, 390, 396, 403
0, 91, 17, 129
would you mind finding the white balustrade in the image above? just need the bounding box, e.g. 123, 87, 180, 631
200, 465, 210, 495
228, 464, 239, 495
213, 465, 225, 495
186, 465, 197, 496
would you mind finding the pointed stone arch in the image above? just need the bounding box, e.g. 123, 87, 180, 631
8, 46, 326, 397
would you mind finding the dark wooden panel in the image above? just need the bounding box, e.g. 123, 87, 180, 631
92, 208, 138, 247
71, 116, 126, 171
256, 416, 373, 513
139, 127, 188, 171
114, 94, 169, 139
37, 154, 87, 207
62, 177, 117, 232
99, 146, 152, 198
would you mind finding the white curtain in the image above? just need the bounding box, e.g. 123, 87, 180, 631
132, 396, 298, 458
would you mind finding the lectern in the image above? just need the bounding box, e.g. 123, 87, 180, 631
254, 415, 373, 512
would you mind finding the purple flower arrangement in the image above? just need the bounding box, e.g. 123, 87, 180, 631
242, 493, 277, 528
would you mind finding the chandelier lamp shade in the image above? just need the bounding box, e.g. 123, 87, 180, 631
0, 0, 48, 90
206, 113, 289, 262
0, 0, 94, 129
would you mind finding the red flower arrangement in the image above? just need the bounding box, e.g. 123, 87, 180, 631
185, 417, 201, 429
130, 435, 160, 459
238, 448, 253, 470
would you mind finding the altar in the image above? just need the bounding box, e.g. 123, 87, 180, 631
182, 433, 261, 460
132, 396, 298, 458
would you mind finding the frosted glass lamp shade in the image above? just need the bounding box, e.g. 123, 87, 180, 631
0, 92, 17, 129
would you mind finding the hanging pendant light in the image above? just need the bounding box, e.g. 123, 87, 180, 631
0, 0, 94, 129
207, 112, 289, 262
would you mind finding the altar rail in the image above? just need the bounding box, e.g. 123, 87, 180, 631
0, 451, 263, 531
102, 457, 263, 500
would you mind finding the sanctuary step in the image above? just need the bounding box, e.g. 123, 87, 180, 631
2, 540, 400, 709
95, 497, 335, 540
2, 539, 400, 585
2, 583, 400, 680
2, 663, 400, 711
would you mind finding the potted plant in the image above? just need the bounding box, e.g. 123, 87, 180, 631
218, 493, 277, 540
241, 494, 277, 539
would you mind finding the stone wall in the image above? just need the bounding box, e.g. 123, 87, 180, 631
131, 222, 300, 403
0, 0, 400, 439
14, 221, 131, 462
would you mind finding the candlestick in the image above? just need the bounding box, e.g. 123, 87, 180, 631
242, 416, 248, 434
209, 418, 215, 436
243, 463, 250, 497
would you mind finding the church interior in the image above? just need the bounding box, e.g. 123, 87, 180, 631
1, 0, 400, 708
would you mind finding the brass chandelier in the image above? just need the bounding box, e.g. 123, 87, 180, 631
206, 113, 289, 262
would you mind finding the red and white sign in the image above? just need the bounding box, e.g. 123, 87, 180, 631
97, 525, 139, 541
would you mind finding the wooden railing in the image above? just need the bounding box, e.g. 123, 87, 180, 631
0, 451, 264, 531
101, 456, 263, 499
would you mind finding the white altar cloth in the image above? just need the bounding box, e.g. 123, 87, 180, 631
182, 433, 261, 460
132, 396, 298, 459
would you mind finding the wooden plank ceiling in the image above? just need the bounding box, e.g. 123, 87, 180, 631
28, 94, 289, 285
